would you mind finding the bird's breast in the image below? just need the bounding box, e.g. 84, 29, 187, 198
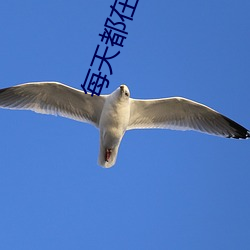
99, 98, 130, 140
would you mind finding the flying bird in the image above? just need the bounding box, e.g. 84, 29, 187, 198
0, 82, 249, 168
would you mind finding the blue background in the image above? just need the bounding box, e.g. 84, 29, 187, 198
0, 1, 249, 249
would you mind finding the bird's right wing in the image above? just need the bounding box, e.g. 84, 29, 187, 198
0, 82, 106, 127
128, 97, 249, 139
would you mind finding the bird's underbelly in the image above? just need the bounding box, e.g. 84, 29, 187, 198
101, 125, 125, 148
99, 113, 127, 148
99, 100, 130, 148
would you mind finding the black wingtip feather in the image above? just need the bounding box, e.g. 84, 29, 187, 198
222, 115, 249, 139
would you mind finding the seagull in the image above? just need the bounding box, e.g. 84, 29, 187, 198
0, 82, 249, 168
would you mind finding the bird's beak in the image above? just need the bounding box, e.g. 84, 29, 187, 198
120, 85, 124, 93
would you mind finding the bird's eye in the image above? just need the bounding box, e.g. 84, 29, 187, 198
125, 92, 129, 97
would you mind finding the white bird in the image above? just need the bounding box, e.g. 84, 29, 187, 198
0, 82, 249, 168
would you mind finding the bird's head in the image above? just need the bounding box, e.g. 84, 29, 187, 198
110, 84, 130, 103
119, 84, 130, 98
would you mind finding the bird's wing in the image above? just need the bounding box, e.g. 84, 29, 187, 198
0, 82, 106, 127
128, 97, 249, 139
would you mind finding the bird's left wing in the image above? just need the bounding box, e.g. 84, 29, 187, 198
0, 82, 106, 127
128, 97, 249, 139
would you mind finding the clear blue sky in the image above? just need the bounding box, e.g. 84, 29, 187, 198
0, 1, 249, 249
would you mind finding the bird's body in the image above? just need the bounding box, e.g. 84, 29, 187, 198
0, 82, 249, 168
98, 86, 130, 167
